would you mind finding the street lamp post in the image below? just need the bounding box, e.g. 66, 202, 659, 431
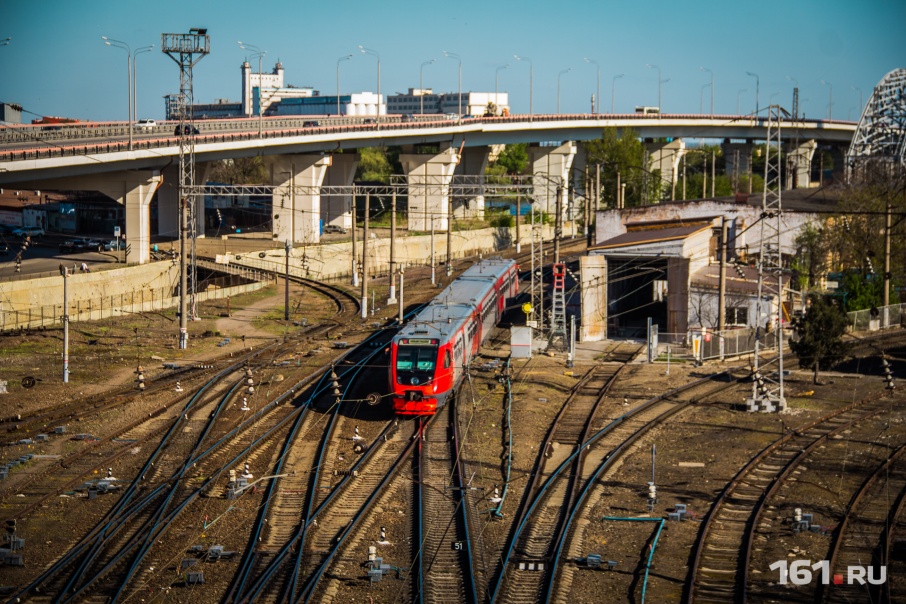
646, 64, 663, 112
132, 45, 153, 128
443, 51, 462, 116
746, 71, 760, 115
612, 73, 624, 113
557, 68, 571, 114
495, 63, 509, 113
102, 36, 133, 150
699, 66, 713, 114
238, 41, 266, 137
336, 54, 352, 116
821, 79, 833, 119
852, 85, 863, 115
0, 37, 10, 48
737, 88, 747, 115
358, 45, 381, 120
700, 84, 710, 114
584, 57, 600, 114
514, 55, 532, 118
420, 58, 435, 115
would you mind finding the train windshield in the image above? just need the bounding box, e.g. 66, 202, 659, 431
395, 345, 437, 385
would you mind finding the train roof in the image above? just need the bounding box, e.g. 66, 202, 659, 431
395, 258, 516, 342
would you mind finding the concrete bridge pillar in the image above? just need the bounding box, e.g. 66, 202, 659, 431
529, 141, 576, 217
452, 146, 490, 219
580, 254, 607, 342
322, 153, 359, 230
41, 171, 161, 265
400, 146, 460, 231
645, 139, 685, 201
266, 154, 332, 245
720, 140, 755, 189
785, 139, 817, 189
158, 162, 211, 241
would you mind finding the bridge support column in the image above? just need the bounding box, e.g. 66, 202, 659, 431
322, 153, 359, 230
580, 254, 607, 341
43, 171, 161, 265
266, 154, 332, 245
400, 146, 460, 231
453, 146, 490, 219
158, 162, 211, 241
720, 140, 755, 192
529, 141, 576, 217
784, 139, 816, 189
645, 139, 685, 201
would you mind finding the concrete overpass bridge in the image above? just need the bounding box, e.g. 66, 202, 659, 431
0, 112, 856, 264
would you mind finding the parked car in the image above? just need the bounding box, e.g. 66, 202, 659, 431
134, 119, 156, 131
59, 238, 92, 252
400, 114, 416, 122
12, 226, 45, 238
103, 239, 122, 252
323, 225, 348, 234
174, 124, 199, 135
303, 120, 320, 127
0, 239, 8, 255
86, 239, 107, 251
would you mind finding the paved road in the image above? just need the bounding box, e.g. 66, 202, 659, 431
0, 238, 122, 280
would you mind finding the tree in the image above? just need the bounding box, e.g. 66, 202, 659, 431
208, 157, 268, 184
789, 295, 851, 384
792, 222, 829, 291
356, 147, 399, 183
585, 128, 655, 207
494, 143, 529, 175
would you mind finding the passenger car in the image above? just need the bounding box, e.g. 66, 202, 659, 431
103, 239, 122, 252
303, 120, 320, 127
174, 124, 199, 135
12, 226, 45, 238
59, 238, 92, 252
323, 225, 348, 234
134, 119, 156, 131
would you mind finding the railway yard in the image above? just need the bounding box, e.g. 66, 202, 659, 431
0, 243, 904, 604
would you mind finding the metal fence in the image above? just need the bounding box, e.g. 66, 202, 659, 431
652, 328, 781, 362
847, 303, 906, 332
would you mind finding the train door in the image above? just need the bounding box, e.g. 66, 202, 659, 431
453, 336, 464, 384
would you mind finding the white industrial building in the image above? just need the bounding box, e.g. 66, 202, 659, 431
387, 89, 509, 116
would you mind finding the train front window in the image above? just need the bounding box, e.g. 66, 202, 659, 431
396, 345, 437, 385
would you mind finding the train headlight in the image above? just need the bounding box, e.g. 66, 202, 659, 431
433, 384, 438, 393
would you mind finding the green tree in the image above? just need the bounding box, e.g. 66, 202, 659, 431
356, 146, 402, 183
494, 143, 529, 175
792, 222, 829, 290
208, 157, 268, 184
585, 128, 658, 207
789, 295, 851, 384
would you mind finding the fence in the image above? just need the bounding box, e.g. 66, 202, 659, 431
847, 303, 906, 332
0, 273, 271, 331
652, 328, 781, 363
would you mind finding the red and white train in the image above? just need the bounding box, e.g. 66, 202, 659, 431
389, 258, 520, 415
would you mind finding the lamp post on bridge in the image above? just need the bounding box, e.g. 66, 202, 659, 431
646, 63, 664, 113
851, 85, 863, 117
820, 79, 833, 120
132, 45, 154, 129
557, 68, 571, 114
238, 41, 266, 137
584, 57, 600, 114
700, 84, 710, 114
514, 54, 532, 119
612, 73, 623, 113
0, 37, 10, 48
102, 36, 133, 150
420, 58, 435, 115
495, 63, 509, 113
699, 66, 713, 115
443, 50, 462, 116
358, 45, 382, 121
737, 88, 747, 115
336, 54, 352, 116
746, 71, 760, 115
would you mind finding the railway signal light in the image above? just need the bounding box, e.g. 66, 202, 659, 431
882, 358, 895, 390
330, 369, 341, 401
734, 263, 746, 278
135, 365, 145, 391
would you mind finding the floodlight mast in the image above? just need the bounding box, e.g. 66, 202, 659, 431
161, 29, 210, 350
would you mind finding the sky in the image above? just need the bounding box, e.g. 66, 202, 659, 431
1, 0, 904, 124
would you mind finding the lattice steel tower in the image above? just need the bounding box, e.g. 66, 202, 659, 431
752, 105, 786, 411
161, 29, 209, 349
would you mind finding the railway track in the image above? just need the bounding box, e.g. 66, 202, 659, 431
686, 391, 903, 604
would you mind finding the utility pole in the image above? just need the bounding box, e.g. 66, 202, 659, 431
60, 264, 70, 383
388, 191, 397, 303
711, 150, 716, 198
515, 189, 521, 254
361, 192, 369, 318
554, 185, 563, 264
398, 267, 405, 323
284, 239, 292, 321
718, 217, 727, 332
884, 203, 891, 308
162, 28, 209, 350
351, 191, 358, 287
446, 187, 453, 276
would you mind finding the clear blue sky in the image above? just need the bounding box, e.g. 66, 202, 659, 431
2, 0, 903, 123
